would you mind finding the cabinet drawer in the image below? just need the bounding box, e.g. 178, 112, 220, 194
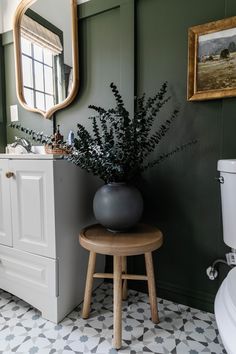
0, 245, 58, 298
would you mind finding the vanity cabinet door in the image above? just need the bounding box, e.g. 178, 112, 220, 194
10, 160, 56, 258
0, 160, 13, 246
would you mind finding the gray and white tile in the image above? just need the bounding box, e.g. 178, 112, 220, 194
0, 285, 226, 353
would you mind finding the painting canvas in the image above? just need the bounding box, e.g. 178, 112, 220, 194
188, 17, 236, 100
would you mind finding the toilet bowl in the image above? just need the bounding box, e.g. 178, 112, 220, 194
215, 267, 236, 354
215, 159, 236, 354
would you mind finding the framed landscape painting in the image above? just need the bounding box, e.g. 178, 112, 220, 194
188, 16, 236, 101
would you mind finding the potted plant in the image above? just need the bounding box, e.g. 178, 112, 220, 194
10, 82, 196, 231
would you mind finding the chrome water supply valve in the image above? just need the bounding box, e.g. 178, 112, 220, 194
206, 266, 218, 280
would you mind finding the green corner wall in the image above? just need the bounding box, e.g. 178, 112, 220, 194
0, 34, 6, 152
2, 0, 236, 312
134, 0, 236, 312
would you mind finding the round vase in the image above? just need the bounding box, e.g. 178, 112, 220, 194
93, 182, 143, 232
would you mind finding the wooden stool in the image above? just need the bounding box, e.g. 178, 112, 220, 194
79, 223, 163, 350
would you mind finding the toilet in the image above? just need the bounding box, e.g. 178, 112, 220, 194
215, 159, 236, 354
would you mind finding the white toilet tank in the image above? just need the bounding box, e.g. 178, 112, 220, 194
218, 159, 236, 249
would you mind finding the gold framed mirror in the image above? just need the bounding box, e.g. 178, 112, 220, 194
13, 0, 79, 119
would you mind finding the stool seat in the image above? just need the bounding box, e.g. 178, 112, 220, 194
79, 223, 163, 350
80, 223, 163, 256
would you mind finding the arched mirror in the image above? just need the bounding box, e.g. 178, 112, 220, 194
13, 0, 79, 119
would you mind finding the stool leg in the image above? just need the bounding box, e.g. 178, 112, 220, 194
145, 252, 159, 324
113, 255, 123, 350
122, 256, 128, 301
82, 251, 96, 319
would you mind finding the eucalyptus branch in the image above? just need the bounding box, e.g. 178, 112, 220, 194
141, 140, 197, 172
9, 123, 52, 145
142, 108, 179, 159
9, 83, 197, 184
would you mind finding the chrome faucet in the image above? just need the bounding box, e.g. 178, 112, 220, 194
12, 137, 32, 152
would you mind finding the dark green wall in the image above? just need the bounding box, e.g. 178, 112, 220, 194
0, 34, 6, 152
3, 0, 236, 312
134, 0, 228, 312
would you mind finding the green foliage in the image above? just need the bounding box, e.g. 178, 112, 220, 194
8, 123, 53, 144
10, 82, 197, 183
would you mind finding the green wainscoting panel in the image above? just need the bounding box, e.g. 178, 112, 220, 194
0, 35, 6, 152
56, 0, 134, 138
2, 31, 13, 46
220, 0, 236, 160
79, 0, 131, 19
133, 0, 233, 312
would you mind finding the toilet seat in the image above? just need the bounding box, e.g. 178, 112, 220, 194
215, 267, 236, 354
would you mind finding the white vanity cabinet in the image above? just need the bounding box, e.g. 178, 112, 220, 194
0, 159, 12, 247
0, 154, 104, 323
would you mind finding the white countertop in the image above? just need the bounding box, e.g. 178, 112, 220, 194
0, 153, 64, 160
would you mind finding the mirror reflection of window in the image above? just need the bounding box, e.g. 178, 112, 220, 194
21, 38, 54, 110
20, 13, 64, 111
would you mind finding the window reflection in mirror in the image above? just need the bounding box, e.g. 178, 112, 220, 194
20, 10, 68, 111
13, 0, 78, 119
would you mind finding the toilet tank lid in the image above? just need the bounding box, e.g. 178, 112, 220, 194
218, 159, 236, 173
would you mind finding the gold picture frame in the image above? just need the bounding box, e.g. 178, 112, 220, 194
188, 16, 236, 101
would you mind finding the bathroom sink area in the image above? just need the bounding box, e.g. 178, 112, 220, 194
0, 146, 63, 160
30, 146, 46, 154
5, 145, 46, 155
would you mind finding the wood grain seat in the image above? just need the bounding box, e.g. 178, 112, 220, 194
79, 223, 163, 350
80, 223, 163, 256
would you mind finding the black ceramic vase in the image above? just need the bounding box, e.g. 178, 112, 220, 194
93, 182, 143, 232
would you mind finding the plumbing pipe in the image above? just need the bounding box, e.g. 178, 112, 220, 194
206, 259, 233, 281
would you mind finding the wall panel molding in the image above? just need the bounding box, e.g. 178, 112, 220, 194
0, 34, 6, 150
157, 280, 215, 313
79, 0, 130, 19
2, 31, 13, 46
79, 0, 135, 114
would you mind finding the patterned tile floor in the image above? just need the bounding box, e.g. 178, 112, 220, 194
0, 283, 226, 354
